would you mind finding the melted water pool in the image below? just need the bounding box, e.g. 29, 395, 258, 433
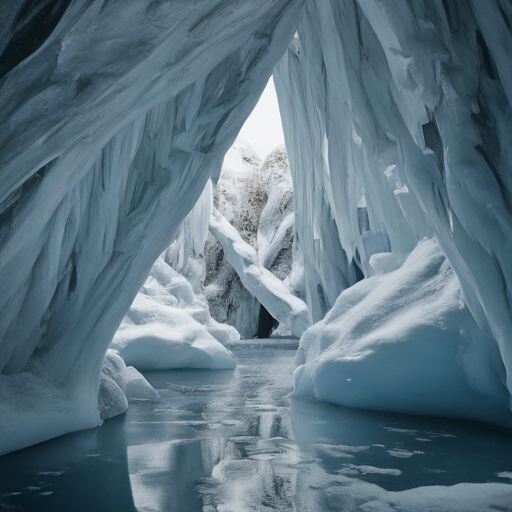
1, 343, 512, 511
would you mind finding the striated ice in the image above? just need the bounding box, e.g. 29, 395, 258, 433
4, 0, 512, 455
275, 0, 512, 423
0, 0, 304, 453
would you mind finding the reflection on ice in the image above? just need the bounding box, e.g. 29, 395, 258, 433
0, 415, 137, 511
129, 438, 226, 512
1, 345, 512, 511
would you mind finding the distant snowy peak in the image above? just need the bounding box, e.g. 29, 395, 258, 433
221, 139, 263, 177
221, 139, 289, 181
259, 145, 291, 189
214, 139, 267, 247
205, 139, 298, 338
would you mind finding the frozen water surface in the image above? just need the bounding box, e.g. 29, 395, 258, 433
1, 344, 512, 511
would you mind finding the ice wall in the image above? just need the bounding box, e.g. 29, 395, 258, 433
0, 0, 305, 454
275, 1, 512, 410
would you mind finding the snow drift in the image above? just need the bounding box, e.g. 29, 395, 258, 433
294, 240, 512, 427
111, 257, 237, 370
295, 240, 512, 427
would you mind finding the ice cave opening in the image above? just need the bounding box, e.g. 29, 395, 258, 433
256, 304, 279, 339
2, 2, 512, 510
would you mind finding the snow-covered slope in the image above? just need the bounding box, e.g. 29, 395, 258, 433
275, 0, 512, 424
258, 147, 296, 282
204, 140, 265, 338
204, 141, 300, 338
0, 1, 304, 454
210, 208, 309, 338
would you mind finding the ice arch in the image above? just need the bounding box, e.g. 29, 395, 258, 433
0, 0, 305, 455
4, 0, 512, 454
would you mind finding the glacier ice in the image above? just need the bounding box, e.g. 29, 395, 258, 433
204, 141, 300, 338
189, 140, 264, 339
99, 349, 160, 421
164, 178, 214, 296
0, 0, 304, 454
256, 147, 297, 284
274, 0, 512, 423
111, 257, 237, 370
3, 0, 512, 455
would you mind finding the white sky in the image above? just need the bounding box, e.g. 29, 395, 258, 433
238, 76, 285, 157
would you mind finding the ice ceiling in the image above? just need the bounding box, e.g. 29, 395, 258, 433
1, 0, 512, 453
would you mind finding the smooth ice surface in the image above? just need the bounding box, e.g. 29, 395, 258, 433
210, 208, 309, 338
111, 258, 237, 371
294, 239, 512, 428
1, 345, 512, 511
0, 0, 304, 453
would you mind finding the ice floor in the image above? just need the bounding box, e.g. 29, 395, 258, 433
1, 342, 512, 511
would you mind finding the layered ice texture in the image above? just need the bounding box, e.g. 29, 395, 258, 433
0, 0, 305, 454
274, 0, 512, 424
3, 0, 512, 454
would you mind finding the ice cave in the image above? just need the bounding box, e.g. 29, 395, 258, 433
1, 1, 512, 510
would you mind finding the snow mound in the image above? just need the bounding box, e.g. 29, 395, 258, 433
111, 259, 237, 370
98, 374, 127, 421
294, 240, 512, 428
99, 350, 160, 420
0, 369, 100, 456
